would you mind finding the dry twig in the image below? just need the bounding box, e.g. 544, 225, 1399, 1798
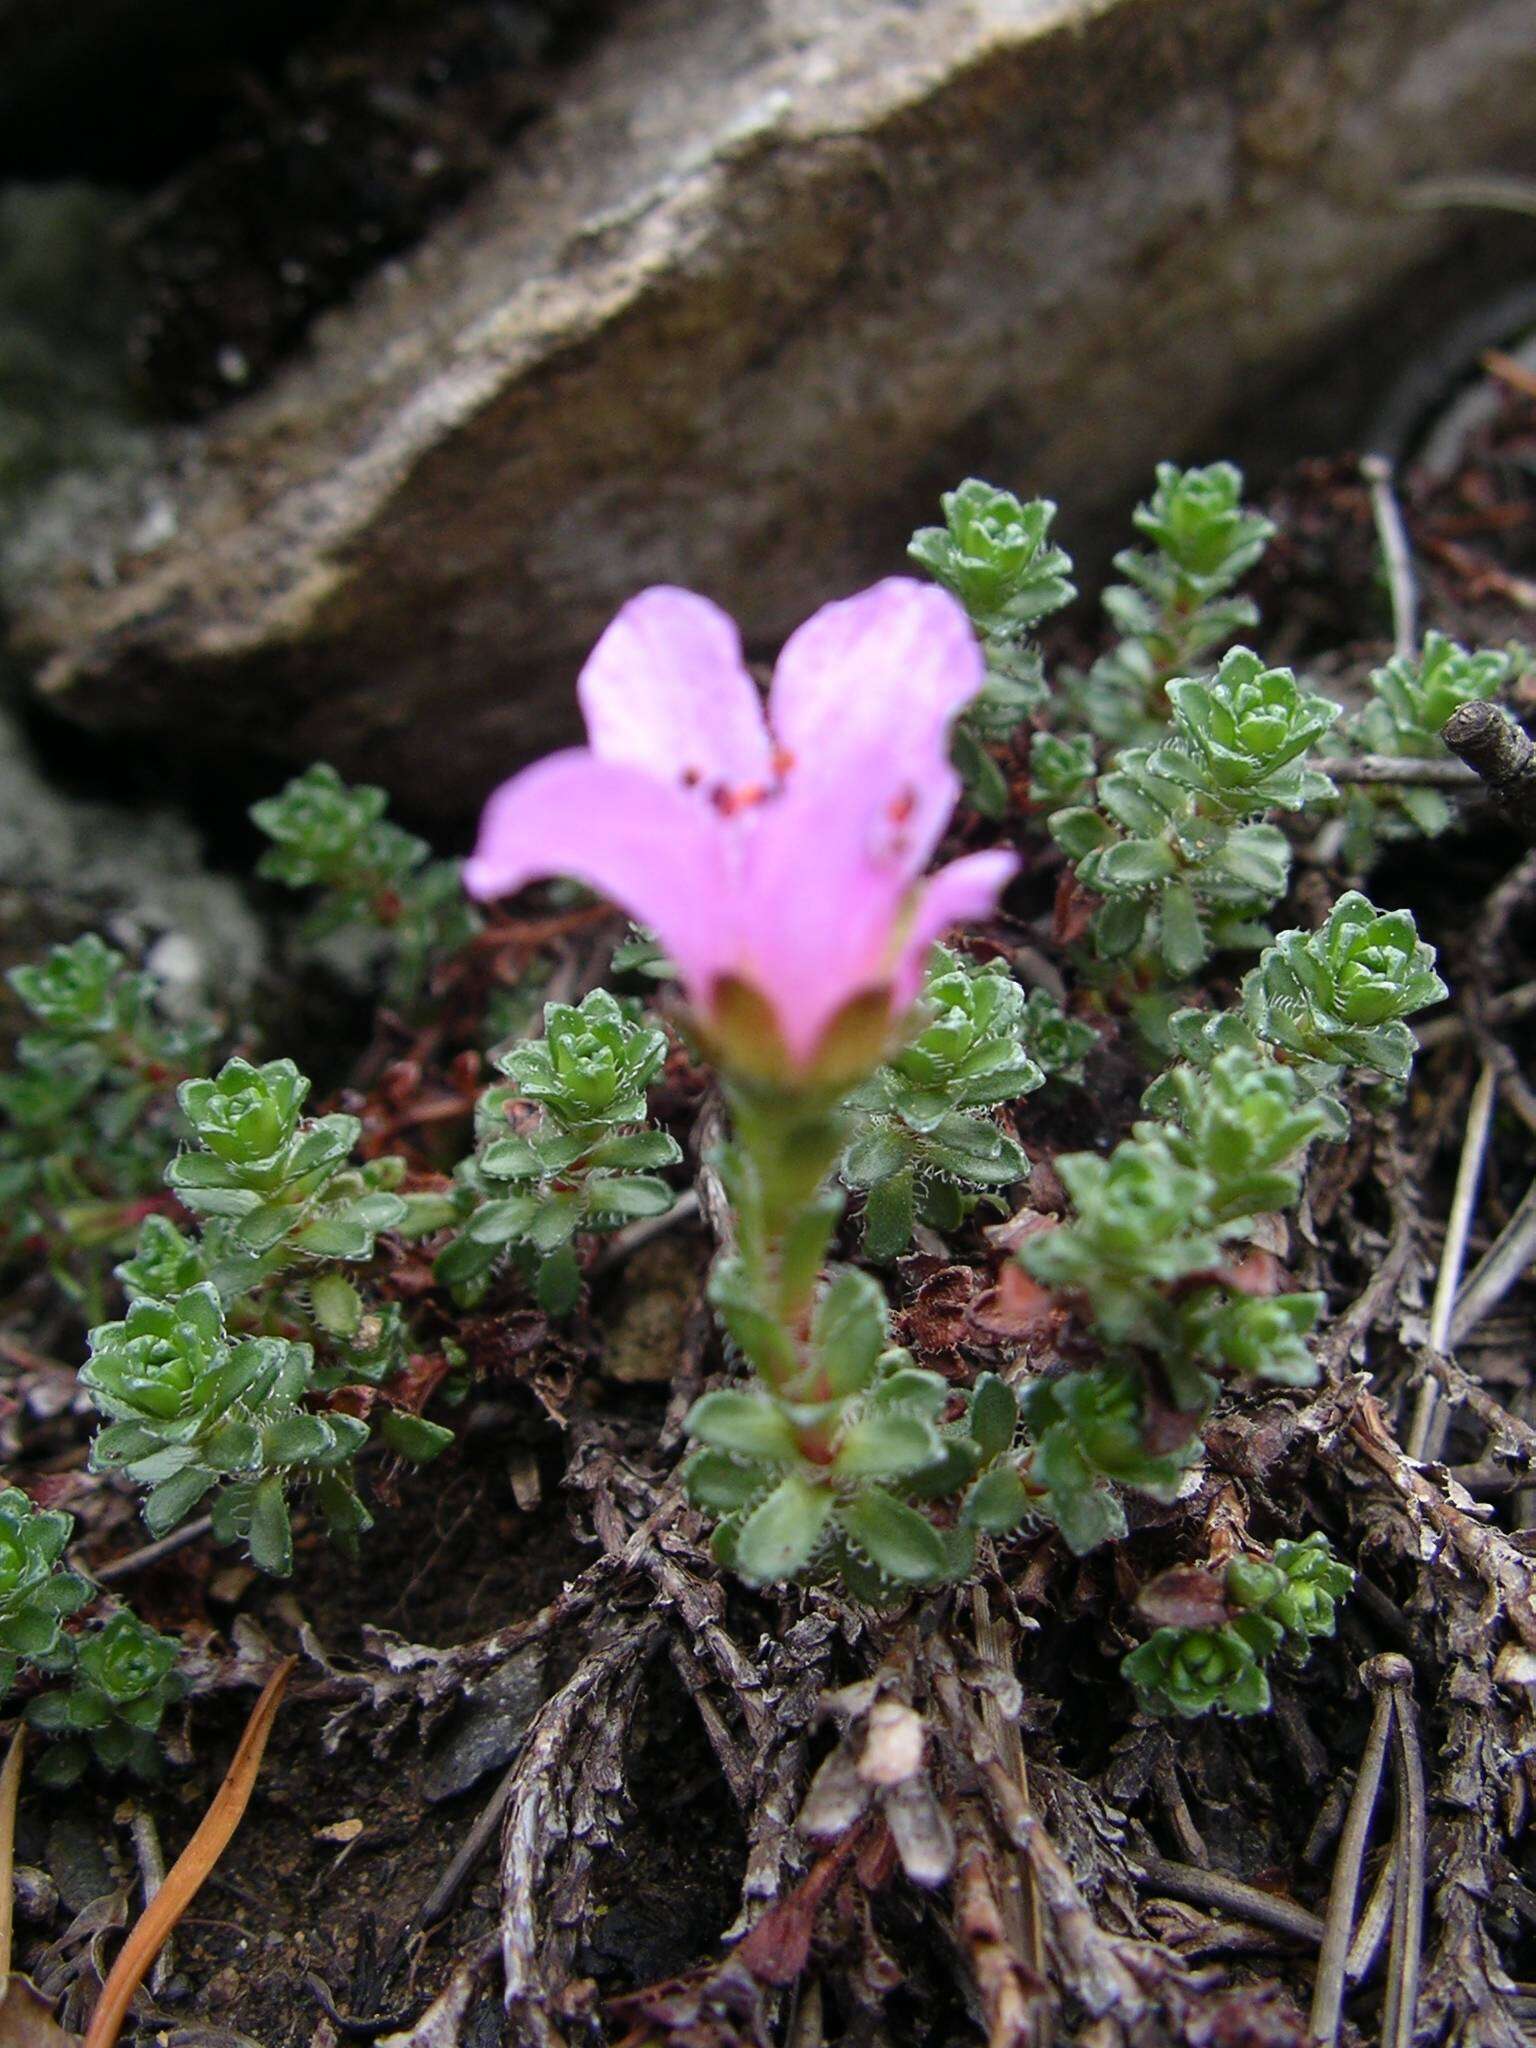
1442, 702, 1536, 841
499, 1621, 663, 2048
1360, 455, 1418, 657
1450, 1174, 1536, 1348
1312, 755, 1476, 788
1309, 1658, 1399, 2048
0, 1725, 23, 1981
84, 1657, 295, 2048
1381, 1667, 1427, 2048
1407, 1058, 1495, 1460
1138, 1858, 1323, 1948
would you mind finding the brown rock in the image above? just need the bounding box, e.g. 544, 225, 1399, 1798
11, 0, 1536, 817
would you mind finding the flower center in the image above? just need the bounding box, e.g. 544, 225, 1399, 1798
698, 749, 797, 818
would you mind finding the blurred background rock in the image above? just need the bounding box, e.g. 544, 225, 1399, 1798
0, 0, 1533, 831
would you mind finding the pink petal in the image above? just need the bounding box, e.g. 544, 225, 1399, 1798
463, 750, 732, 996
891, 850, 1020, 1010
734, 760, 966, 1064
576, 586, 772, 793
767, 578, 985, 781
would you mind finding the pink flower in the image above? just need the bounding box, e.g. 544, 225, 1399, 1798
465, 579, 1017, 1083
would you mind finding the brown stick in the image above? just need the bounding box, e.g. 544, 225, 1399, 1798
1140, 1857, 1325, 1947
1360, 455, 1418, 658
1441, 702, 1536, 840
1312, 756, 1476, 788
1381, 1669, 1427, 2048
1309, 1659, 1399, 2046
0, 1726, 23, 1980
83, 1658, 295, 2048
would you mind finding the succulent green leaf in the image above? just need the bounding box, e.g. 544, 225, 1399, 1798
961, 1463, 1030, 1533
682, 1450, 772, 1516
969, 1374, 1018, 1465
247, 1476, 295, 1577
1122, 1624, 1271, 1719
813, 1268, 889, 1396
831, 1410, 943, 1482
861, 1167, 917, 1261
143, 1465, 216, 1537
685, 1390, 799, 1462
310, 1274, 364, 1339
733, 1476, 834, 1586
535, 1244, 583, 1316
836, 1488, 948, 1584
379, 1411, 454, 1462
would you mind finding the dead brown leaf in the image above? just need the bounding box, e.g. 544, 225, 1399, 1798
0, 1978, 77, 2048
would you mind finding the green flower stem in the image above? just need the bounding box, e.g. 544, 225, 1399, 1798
691, 1075, 1030, 1593
722, 1081, 857, 1465
727, 1082, 846, 1354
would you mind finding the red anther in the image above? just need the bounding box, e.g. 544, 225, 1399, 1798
712, 781, 770, 816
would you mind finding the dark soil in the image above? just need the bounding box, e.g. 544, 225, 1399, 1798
0, 2, 620, 420
119, 1, 619, 419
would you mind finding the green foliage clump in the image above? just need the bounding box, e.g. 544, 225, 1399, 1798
1033, 1139, 1326, 1411
81, 1283, 372, 1572
1144, 1043, 1332, 1225
1024, 1132, 1226, 1341
1156, 892, 1447, 1161
0, 1487, 88, 1695
687, 1262, 1028, 1599
169, 1056, 406, 1272
0, 935, 211, 1300
10, 932, 158, 1041
27, 1611, 185, 1785
841, 948, 1042, 1258
909, 480, 1076, 813
1051, 650, 1340, 974
1122, 1618, 1273, 1719
1068, 463, 1275, 745
96, 1048, 453, 1574
1225, 1532, 1356, 1650
1341, 633, 1516, 858
685, 1065, 1040, 1599
1019, 988, 1097, 1083
1026, 1053, 1327, 1388
1029, 731, 1097, 814
252, 762, 479, 1002
1123, 1533, 1354, 1718
1017, 1367, 1197, 1556
0, 1490, 185, 1783
1241, 890, 1447, 1084
1157, 655, 1340, 817
116, 1212, 209, 1302
1016, 896, 1443, 1551
438, 989, 682, 1311
153, 1055, 423, 1387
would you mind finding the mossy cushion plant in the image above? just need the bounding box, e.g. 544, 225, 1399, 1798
4, 451, 1504, 1778
436, 989, 682, 1312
